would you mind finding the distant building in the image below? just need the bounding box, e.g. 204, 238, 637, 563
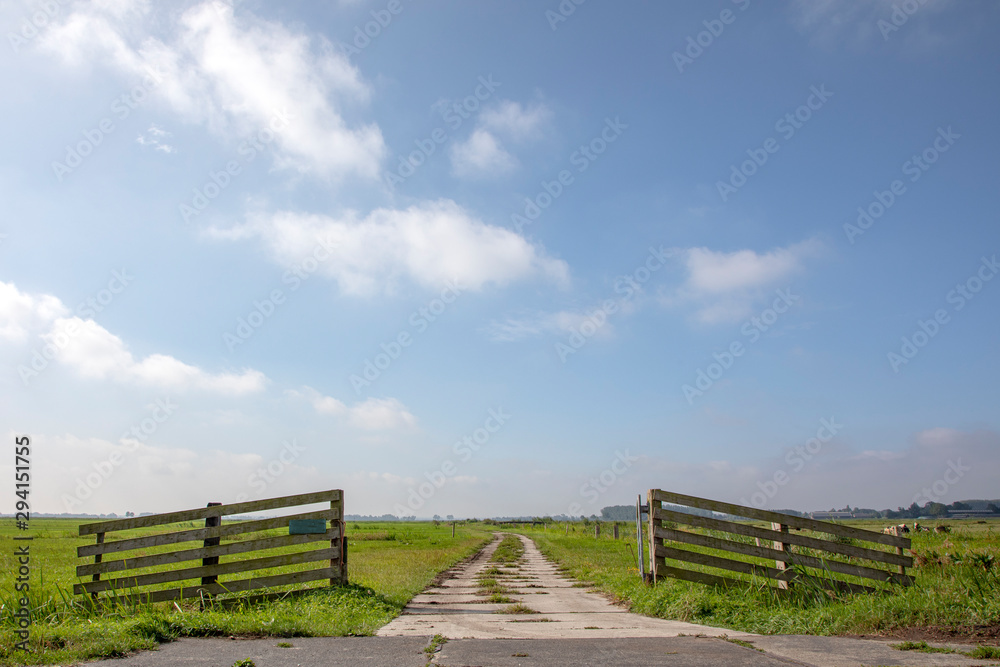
948, 509, 1000, 519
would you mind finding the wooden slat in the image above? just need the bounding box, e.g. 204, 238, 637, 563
656, 563, 741, 588
93, 567, 342, 604
78, 510, 334, 558
77, 530, 338, 577
79, 490, 342, 535
652, 490, 909, 548
656, 544, 877, 594
655, 526, 912, 583
654, 508, 914, 571
75, 547, 338, 594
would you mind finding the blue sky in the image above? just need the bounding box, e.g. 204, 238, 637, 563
2, 0, 998, 518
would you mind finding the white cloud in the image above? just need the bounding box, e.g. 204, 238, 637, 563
45, 317, 266, 394
484, 309, 615, 343
136, 123, 174, 153
287, 387, 416, 431
208, 199, 569, 295
0, 281, 265, 395
348, 397, 416, 431
790, 0, 955, 49
40, 1, 384, 179
664, 239, 821, 324
449, 129, 517, 178
0, 281, 68, 342
480, 100, 551, 141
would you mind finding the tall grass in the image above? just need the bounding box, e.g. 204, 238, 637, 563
0, 520, 490, 665
515, 520, 1000, 637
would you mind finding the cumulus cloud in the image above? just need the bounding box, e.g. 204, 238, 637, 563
0, 281, 68, 341
208, 199, 569, 295
449, 129, 517, 178
1, 281, 265, 395
287, 387, 417, 431
449, 100, 551, 178
662, 238, 822, 324
480, 100, 552, 141
39, 0, 384, 179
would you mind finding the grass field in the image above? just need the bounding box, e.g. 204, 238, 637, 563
514, 519, 1000, 639
0, 519, 490, 666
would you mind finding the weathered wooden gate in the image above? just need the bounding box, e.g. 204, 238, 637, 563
75, 490, 346, 604
646, 490, 912, 593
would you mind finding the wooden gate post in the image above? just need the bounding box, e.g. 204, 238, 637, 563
648, 490, 663, 582
772, 522, 791, 590
91, 532, 105, 603
333, 496, 346, 584
201, 502, 222, 586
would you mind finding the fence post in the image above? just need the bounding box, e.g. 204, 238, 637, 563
648, 490, 663, 582
201, 502, 222, 586
333, 495, 346, 584
452, 522, 456, 538
91, 532, 105, 603
595, 523, 600, 538
772, 522, 791, 590
613, 523, 619, 540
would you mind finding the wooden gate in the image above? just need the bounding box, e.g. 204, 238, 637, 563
75, 489, 346, 604
647, 490, 912, 593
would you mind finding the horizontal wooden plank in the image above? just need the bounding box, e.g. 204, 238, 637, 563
79, 490, 342, 535
654, 509, 914, 574
78, 511, 334, 558
656, 563, 741, 588
76, 548, 338, 594
656, 544, 878, 595
655, 526, 913, 578
88, 567, 342, 604
77, 530, 338, 577
652, 489, 910, 549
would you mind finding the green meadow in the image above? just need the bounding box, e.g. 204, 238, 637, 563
514, 519, 1000, 638
0, 519, 490, 666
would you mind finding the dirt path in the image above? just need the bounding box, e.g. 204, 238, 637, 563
377, 532, 755, 639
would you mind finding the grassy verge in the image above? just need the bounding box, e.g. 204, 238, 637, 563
0, 520, 490, 665
514, 520, 1000, 638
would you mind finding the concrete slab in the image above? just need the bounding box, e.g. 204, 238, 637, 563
86, 636, 431, 666
436, 637, 797, 666
749, 634, 998, 667
377, 533, 755, 640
